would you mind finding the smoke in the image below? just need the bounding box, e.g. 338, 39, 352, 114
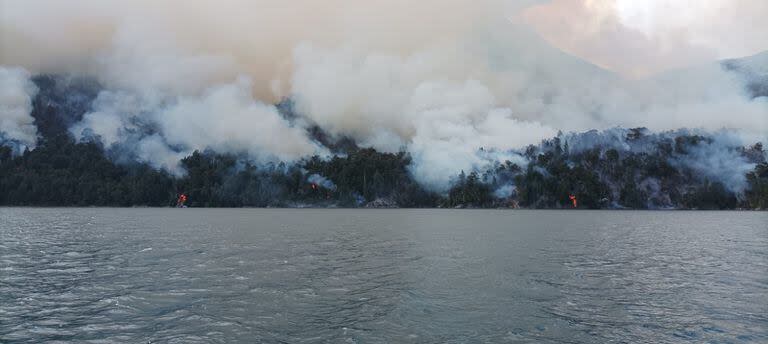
0, 0, 504, 98
494, 184, 517, 199
70, 78, 326, 174
405, 82, 555, 189
1, 0, 766, 190
558, 128, 758, 193
523, 0, 768, 77
156, 78, 324, 162
668, 131, 757, 193
0, 67, 38, 153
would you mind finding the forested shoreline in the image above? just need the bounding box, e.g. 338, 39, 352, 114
1, 132, 766, 210
0, 75, 766, 210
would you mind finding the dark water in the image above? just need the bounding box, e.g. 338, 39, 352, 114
1, 209, 766, 343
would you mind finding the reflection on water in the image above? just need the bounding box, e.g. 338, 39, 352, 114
1, 208, 766, 343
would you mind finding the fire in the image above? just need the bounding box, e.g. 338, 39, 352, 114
569, 194, 577, 208
176, 193, 188, 207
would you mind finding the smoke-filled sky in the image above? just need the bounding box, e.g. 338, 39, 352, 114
524, 0, 768, 77
3, 1, 766, 79
1, 0, 766, 189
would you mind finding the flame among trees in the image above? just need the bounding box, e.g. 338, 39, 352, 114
0, 132, 765, 209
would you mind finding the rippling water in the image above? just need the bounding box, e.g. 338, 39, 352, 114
1, 209, 766, 343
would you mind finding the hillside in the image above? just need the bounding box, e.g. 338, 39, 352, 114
0, 73, 766, 209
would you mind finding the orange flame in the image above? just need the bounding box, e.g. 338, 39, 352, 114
176, 193, 187, 207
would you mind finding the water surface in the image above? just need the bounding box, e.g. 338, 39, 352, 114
1, 209, 766, 343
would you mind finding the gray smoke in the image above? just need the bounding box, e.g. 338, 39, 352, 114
559, 128, 759, 193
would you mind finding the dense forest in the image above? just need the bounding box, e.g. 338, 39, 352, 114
2, 126, 766, 209
0, 76, 766, 209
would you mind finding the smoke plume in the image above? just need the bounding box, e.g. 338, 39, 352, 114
0, 67, 38, 153
1, 0, 766, 191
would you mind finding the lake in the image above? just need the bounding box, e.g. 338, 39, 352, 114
1, 208, 766, 343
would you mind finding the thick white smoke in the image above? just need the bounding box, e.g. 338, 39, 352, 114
70, 78, 326, 174
0, 67, 38, 153
289, 40, 766, 188
156, 78, 325, 164
1, 0, 766, 190
403, 81, 555, 189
